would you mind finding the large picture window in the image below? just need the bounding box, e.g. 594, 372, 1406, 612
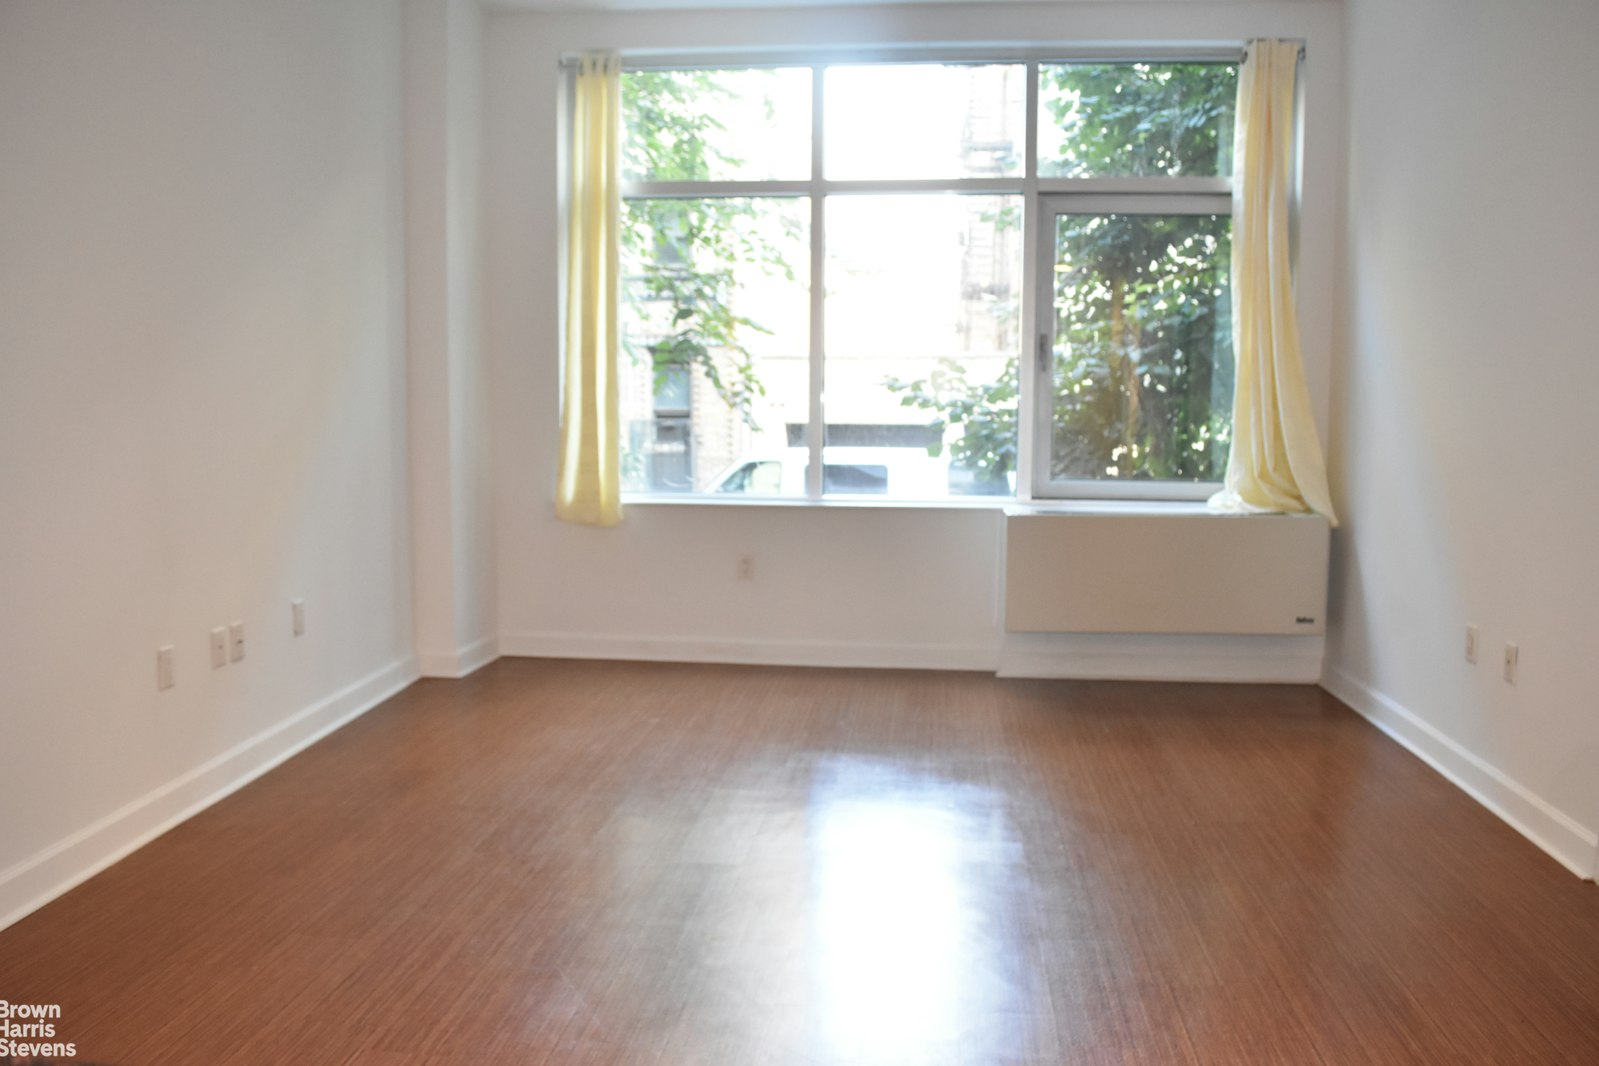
616, 58, 1238, 500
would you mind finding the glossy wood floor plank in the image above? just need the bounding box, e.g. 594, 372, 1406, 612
3, 658, 1598, 1064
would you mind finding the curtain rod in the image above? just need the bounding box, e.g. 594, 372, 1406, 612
1240, 40, 1308, 64
556, 43, 1253, 71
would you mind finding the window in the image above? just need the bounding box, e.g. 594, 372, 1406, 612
616, 58, 1238, 501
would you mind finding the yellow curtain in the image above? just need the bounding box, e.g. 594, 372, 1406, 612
1210, 40, 1337, 525
556, 53, 623, 527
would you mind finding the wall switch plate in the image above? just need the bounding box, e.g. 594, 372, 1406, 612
1503, 642, 1519, 685
1465, 624, 1479, 664
229, 621, 245, 663
157, 646, 175, 691
291, 599, 305, 637
210, 627, 228, 669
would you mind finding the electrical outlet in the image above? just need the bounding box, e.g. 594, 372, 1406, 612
1465, 624, 1478, 664
210, 627, 228, 669
157, 646, 175, 691
737, 555, 754, 580
291, 599, 305, 637
1503, 642, 1519, 685
229, 621, 245, 663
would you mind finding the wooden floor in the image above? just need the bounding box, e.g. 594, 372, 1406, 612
3, 659, 1598, 1064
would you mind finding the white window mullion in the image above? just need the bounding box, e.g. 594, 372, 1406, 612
1034, 176, 1231, 196
1031, 188, 1056, 501
623, 180, 812, 198
813, 178, 1021, 196
1016, 60, 1040, 502
806, 63, 826, 501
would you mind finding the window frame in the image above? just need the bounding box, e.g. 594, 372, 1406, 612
1031, 191, 1234, 501
614, 50, 1245, 504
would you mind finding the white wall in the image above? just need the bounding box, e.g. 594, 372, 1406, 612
1326, 0, 1599, 877
484, 1, 1344, 677
0, 0, 415, 925
406, 0, 499, 678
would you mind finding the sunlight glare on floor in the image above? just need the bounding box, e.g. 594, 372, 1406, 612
808, 757, 1020, 1064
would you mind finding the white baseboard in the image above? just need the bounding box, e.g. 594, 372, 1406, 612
416, 635, 500, 679
499, 630, 1324, 683
997, 633, 1325, 682
0, 656, 419, 933
499, 631, 1000, 672
1322, 665, 1598, 880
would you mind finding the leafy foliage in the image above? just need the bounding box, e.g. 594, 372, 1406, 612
1051, 212, 1232, 481
1041, 62, 1236, 178
883, 359, 1019, 494
620, 71, 795, 425
622, 70, 731, 184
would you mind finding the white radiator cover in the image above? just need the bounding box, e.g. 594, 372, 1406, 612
1004, 507, 1330, 636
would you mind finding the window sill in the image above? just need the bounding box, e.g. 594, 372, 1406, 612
618, 494, 1226, 515
1005, 499, 1214, 517
619, 493, 1009, 512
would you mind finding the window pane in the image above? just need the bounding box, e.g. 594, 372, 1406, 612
825, 195, 1022, 497
1049, 212, 1232, 483
825, 65, 1024, 180
620, 198, 810, 494
1038, 63, 1237, 178
622, 68, 812, 183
